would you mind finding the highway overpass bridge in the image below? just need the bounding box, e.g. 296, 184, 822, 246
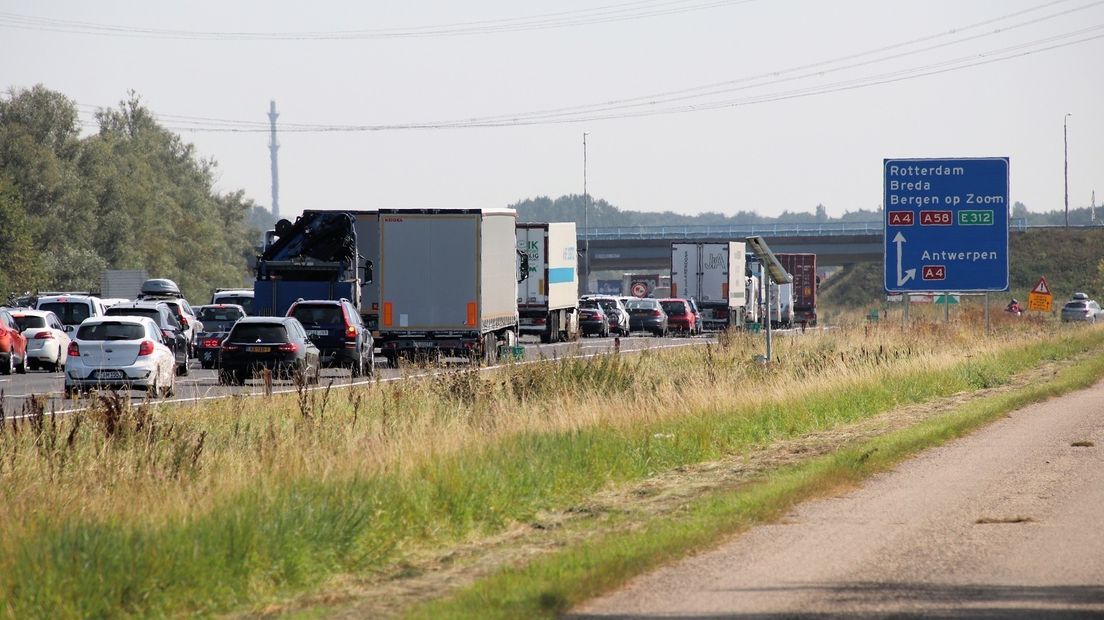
578, 219, 1041, 272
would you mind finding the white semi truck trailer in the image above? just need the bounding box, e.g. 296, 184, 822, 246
670, 242, 747, 330
516, 222, 580, 343
377, 208, 525, 367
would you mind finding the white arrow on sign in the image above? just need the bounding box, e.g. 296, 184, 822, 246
894, 232, 916, 287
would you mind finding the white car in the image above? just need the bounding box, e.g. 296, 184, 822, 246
35, 293, 107, 332
64, 316, 176, 398
211, 288, 254, 315
11, 309, 70, 372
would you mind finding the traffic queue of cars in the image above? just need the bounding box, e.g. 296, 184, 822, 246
578, 295, 704, 338
0, 279, 372, 396
3, 277, 1101, 395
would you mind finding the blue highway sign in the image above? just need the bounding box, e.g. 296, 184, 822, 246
883, 157, 1009, 293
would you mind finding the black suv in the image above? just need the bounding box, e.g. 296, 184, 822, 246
105, 301, 190, 375
218, 317, 320, 385
287, 299, 373, 377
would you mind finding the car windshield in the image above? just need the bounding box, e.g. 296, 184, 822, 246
230, 324, 289, 343
107, 308, 163, 324
14, 315, 46, 330
626, 300, 656, 310
660, 301, 686, 315
291, 305, 343, 326
199, 307, 244, 322
39, 302, 91, 325
77, 322, 146, 341
215, 296, 253, 314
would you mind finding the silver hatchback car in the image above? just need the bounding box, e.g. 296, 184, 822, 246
1060, 293, 1104, 323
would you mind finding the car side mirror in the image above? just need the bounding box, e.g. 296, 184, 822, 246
363, 259, 374, 285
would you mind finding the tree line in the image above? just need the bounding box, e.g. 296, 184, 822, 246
0, 85, 274, 303
511, 196, 1104, 229
511, 195, 879, 228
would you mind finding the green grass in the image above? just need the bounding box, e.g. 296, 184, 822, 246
411, 332, 1104, 619
2, 327, 1103, 618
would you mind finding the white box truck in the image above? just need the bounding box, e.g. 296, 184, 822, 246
516, 222, 580, 343
670, 242, 747, 330
377, 208, 523, 366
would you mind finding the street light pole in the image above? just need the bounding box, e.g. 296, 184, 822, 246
583, 132, 590, 294
1064, 113, 1071, 228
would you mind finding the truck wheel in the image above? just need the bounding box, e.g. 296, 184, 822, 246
385, 352, 400, 369
483, 333, 498, 366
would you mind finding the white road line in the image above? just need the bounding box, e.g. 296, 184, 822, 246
6, 339, 715, 421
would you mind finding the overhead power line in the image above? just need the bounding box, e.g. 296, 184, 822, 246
57, 0, 1104, 133
383, 0, 1104, 127
11, 1, 1102, 134
63, 25, 1101, 134
0, 0, 757, 40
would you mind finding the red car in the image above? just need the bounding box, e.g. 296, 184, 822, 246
658, 298, 696, 336
0, 308, 28, 375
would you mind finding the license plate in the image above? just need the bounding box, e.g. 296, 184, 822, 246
96, 370, 124, 380
247, 346, 271, 353
306, 329, 329, 337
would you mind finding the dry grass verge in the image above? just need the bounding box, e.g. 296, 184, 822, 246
0, 322, 1100, 618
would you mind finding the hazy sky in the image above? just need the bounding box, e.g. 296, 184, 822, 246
3, 0, 1102, 221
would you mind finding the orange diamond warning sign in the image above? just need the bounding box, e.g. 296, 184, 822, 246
1027, 276, 1053, 312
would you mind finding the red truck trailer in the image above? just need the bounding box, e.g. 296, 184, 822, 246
777, 253, 817, 327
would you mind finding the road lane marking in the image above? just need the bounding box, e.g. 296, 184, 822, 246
5, 338, 715, 420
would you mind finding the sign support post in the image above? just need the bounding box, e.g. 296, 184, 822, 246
985, 292, 990, 334
762, 263, 772, 362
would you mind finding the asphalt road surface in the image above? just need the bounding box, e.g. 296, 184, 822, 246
0, 333, 711, 416
575, 378, 1104, 618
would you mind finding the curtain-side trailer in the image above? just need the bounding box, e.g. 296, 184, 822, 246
516, 222, 580, 343
377, 208, 522, 367
670, 242, 747, 329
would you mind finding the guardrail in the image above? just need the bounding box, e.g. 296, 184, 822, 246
578, 218, 1055, 240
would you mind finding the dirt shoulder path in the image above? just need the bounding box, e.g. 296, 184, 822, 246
251, 355, 1088, 618
574, 374, 1104, 618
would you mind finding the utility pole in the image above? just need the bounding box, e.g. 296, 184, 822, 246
268, 100, 280, 219
1064, 113, 1071, 228
583, 132, 590, 294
